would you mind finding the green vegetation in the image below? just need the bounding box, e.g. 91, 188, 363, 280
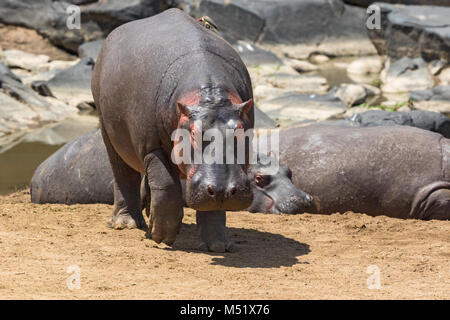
355, 100, 412, 112
369, 78, 381, 88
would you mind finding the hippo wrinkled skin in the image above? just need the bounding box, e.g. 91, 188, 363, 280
90, 9, 258, 250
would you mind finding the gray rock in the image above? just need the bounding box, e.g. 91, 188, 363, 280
37, 57, 94, 108
381, 57, 434, 93
367, 3, 450, 63
258, 91, 347, 123
345, 1, 450, 7
346, 56, 383, 76
0, 63, 78, 142
0, 0, 87, 53
429, 60, 446, 76
335, 83, 377, 106
0, 92, 39, 135
1, 50, 50, 72
233, 41, 281, 67
78, 39, 104, 62
81, 0, 166, 35
284, 58, 318, 73
0, 62, 21, 82
0, 0, 164, 53
410, 85, 450, 115
261, 72, 329, 94
438, 67, 450, 85
179, 0, 369, 44
410, 85, 450, 102
180, 0, 264, 42
257, 1, 368, 44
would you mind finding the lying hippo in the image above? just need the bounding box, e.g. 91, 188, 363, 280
92, 9, 255, 250
347, 109, 450, 138
320, 109, 450, 138
279, 125, 450, 220
31, 130, 312, 215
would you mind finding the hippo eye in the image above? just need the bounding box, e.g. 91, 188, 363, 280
255, 174, 270, 188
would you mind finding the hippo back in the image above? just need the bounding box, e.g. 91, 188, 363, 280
30, 130, 114, 204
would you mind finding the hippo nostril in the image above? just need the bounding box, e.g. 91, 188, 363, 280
230, 186, 237, 196
207, 185, 215, 197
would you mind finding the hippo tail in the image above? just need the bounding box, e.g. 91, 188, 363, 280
409, 181, 450, 220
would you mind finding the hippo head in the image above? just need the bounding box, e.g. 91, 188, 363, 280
172, 87, 254, 211
246, 154, 314, 214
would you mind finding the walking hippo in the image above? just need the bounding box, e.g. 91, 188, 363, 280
30, 130, 313, 214
91, 8, 256, 250
279, 125, 450, 220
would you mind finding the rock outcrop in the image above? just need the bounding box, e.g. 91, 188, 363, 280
367, 3, 450, 63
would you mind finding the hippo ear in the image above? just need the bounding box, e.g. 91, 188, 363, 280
177, 102, 190, 119
236, 98, 253, 117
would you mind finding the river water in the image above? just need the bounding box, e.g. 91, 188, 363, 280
0, 115, 99, 195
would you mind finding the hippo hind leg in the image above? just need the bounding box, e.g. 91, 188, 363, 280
410, 182, 450, 220
424, 189, 450, 220
101, 126, 146, 230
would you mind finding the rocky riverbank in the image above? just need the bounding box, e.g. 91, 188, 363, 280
1, 0, 450, 152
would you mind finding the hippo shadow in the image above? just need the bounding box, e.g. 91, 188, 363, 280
167, 223, 310, 268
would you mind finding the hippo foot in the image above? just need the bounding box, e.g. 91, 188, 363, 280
196, 210, 236, 253
107, 213, 146, 230
198, 239, 236, 253
146, 225, 179, 246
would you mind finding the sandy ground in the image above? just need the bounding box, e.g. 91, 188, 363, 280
0, 189, 449, 299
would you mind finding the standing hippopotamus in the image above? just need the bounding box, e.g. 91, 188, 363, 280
31, 130, 313, 214
92, 9, 256, 250
279, 125, 450, 220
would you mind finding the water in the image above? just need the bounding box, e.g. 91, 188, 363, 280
315, 56, 380, 88
0, 114, 99, 195
0, 142, 63, 195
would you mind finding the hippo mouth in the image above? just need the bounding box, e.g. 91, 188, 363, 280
260, 191, 280, 214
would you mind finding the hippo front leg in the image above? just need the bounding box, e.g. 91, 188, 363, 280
196, 211, 235, 252
145, 149, 184, 246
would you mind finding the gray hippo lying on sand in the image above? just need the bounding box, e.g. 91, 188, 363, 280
279, 125, 450, 220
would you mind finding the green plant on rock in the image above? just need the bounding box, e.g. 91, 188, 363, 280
355, 100, 412, 112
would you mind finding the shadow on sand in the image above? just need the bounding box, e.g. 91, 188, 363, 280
165, 222, 310, 268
